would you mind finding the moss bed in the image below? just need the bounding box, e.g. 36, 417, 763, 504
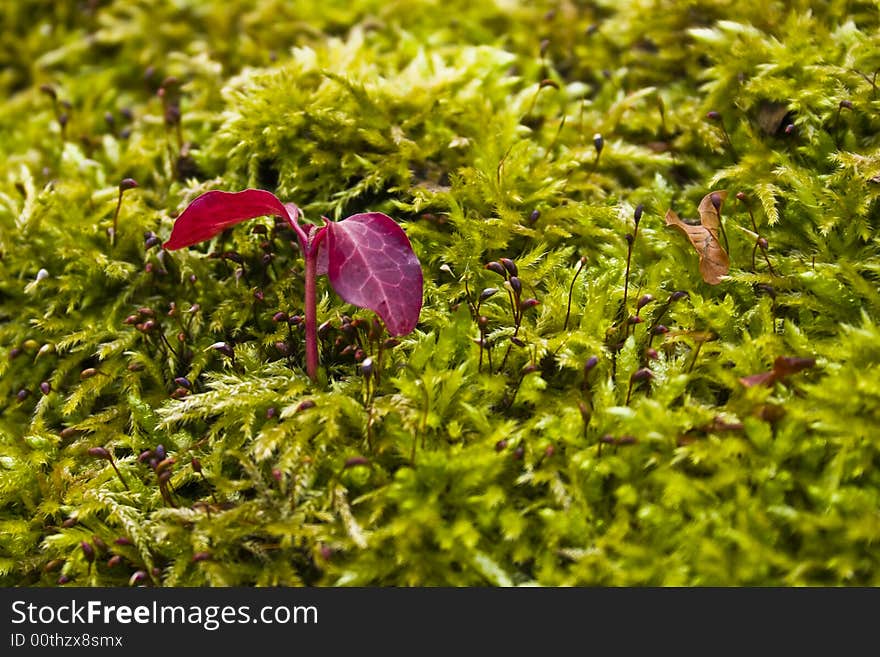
1, 0, 879, 586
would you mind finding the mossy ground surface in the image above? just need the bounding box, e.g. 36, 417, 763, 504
1, 1, 879, 586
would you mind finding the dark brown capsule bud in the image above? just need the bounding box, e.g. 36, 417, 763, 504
636, 294, 654, 311
584, 356, 599, 374
119, 178, 138, 191
670, 291, 689, 302
253, 289, 265, 301
593, 133, 604, 153
508, 276, 522, 296
710, 192, 723, 211
266, 407, 276, 419
529, 209, 540, 223
354, 349, 366, 362
8, 347, 22, 360
191, 458, 202, 473
61, 517, 78, 528
88, 446, 110, 459
296, 399, 316, 413
16, 389, 30, 402
59, 427, 79, 440
485, 261, 507, 277
495, 439, 508, 452
274, 341, 291, 356
630, 367, 654, 383
360, 357, 374, 377
757, 237, 769, 249
383, 338, 400, 348
251, 224, 268, 235
600, 434, 615, 444
288, 315, 302, 326
318, 321, 333, 336
617, 435, 637, 445
519, 298, 540, 311
173, 376, 191, 390
627, 315, 643, 325
544, 445, 555, 458
114, 537, 133, 546
479, 287, 499, 301
138, 449, 153, 463
706, 110, 721, 121
140, 319, 156, 332
92, 535, 108, 553
513, 445, 525, 460
129, 570, 147, 586
107, 555, 122, 568
58, 575, 71, 585
157, 470, 172, 485
272, 311, 288, 323
784, 123, 795, 135
44, 559, 64, 572
522, 363, 539, 374
123, 314, 139, 325
209, 342, 234, 358
839, 99, 853, 110
499, 258, 518, 276
625, 233, 634, 245
81, 541, 95, 563
736, 191, 747, 201
192, 551, 211, 563
272, 468, 283, 481
39, 83, 57, 100
170, 387, 190, 399
345, 456, 371, 468
478, 315, 489, 329
155, 444, 166, 460
645, 348, 659, 360
634, 204, 643, 225
653, 324, 669, 335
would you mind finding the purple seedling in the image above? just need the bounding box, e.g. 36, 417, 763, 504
164, 189, 423, 381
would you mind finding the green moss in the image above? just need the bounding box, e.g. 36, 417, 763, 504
1, 0, 879, 586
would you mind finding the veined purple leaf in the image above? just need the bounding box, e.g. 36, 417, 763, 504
325, 213, 423, 335
164, 189, 291, 250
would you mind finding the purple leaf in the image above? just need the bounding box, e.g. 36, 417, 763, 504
325, 213, 423, 335
164, 189, 292, 250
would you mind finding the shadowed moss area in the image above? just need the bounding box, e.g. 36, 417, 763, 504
1, 0, 879, 586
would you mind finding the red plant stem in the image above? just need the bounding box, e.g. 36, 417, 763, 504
304, 252, 319, 381
283, 207, 322, 382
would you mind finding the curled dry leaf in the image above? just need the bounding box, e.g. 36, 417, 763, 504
739, 355, 816, 388
665, 191, 729, 285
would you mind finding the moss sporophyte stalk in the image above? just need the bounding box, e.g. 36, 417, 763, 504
1, 1, 880, 587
